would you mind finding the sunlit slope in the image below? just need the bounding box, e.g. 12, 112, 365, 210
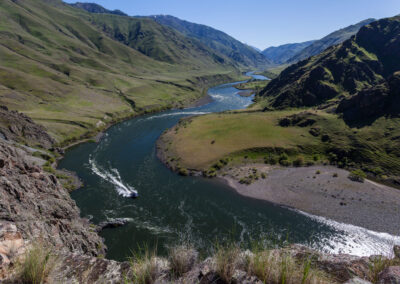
0, 0, 238, 144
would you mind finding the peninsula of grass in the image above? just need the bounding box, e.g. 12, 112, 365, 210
158, 109, 400, 186
234, 80, 269, 92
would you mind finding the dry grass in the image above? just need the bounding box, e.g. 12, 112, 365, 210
16, 242, 57, 284
368, 255, 400, 283
129, 245, 162, 284
168, 244, 198, 277
247, 250, 332, 284
214, 243, 242, 283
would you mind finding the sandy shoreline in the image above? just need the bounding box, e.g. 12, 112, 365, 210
219, 164, 400, 235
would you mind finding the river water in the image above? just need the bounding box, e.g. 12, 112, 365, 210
59, 73, 398, 261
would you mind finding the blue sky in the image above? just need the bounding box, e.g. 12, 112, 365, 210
63, 0, 400, 49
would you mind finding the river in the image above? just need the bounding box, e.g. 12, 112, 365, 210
59, 72, 397, 261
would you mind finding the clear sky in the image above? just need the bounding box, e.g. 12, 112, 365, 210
63, 0, 400, 50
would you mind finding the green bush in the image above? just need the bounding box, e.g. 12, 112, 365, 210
293, 156, 304, 167
280, 160, 290, 167
348, 169, 366, 182
178, 167, 189, 176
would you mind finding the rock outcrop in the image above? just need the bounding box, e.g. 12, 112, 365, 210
0, 140, 105, 257
0, 106, 55, 149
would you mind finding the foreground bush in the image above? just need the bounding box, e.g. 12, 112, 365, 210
17, 242, 56, 284
129, 245, 161, 284
246, 250, 331, 284
168, 245, 198, 277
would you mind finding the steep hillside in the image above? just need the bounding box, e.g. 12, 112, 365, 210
0, 0, 238, 144
87, 14, 229, 65
70, 2, 127, 16
288, 18, 375, 63
262, 40, 315, 64
259, 16, 399, 111
147, 15, 271, 68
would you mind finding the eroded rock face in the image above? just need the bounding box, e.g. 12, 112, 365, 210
0, 106, 55, 149
0, 141, 104, 257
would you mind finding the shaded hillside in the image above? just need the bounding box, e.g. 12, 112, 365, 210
288, 18, 375, 63
87, 14, 229, 65
70, 2, 127, 16
147, 15, 271, 68
0, 0, 237, 144
259, 16, 400, 115
262, 40, 315, 64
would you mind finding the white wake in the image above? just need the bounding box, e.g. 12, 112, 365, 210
296, 210, 400, 257
144, 111, 209, 120
89, 157, 138, 198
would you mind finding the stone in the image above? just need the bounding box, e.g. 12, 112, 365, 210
97, 218, 131, 232
377, 266, 400, 284
394, 245, 400, 259
345, 277, 372, 284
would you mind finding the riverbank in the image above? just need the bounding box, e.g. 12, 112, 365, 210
219, 164, 400, 235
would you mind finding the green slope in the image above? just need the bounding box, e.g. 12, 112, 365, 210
70, 2, 127, 16
287, 18, 375, 63
258, 16, 399, 111
146, 15, 271, 69
159, 15, 400, 185
0, 0, 239, 145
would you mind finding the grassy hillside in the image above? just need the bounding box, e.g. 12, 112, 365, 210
262, 40, 315, 64
288, 18, 375, 63
0, 0, 240, 145
70, 2, 127, 16
146, 15, 271, 69
258, 16, 399, 110
158, 15, 400, 186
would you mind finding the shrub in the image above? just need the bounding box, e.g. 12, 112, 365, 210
293, 156, 305, 167
348, 169, 367, 182
214, 243, 241, 283
315, 170, 321, 174
247, 250, 331, 284
280, 160, 290, 167
17, 242, 56, 284
169, 245, 198, 277
261, 173, 267, 179
333, 173, 338, 178
178, 167, 189, 176
130, 245, 160, 284
214, 161, 224, 170
279, 153, 288, 162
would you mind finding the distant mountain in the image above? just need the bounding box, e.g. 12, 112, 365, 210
261, 41, 316, 64
249, 45, 262, 53
287, 18, 375, 63
259, 16, 400, 118
147, 15, 271, 68
70, 2, 128, 16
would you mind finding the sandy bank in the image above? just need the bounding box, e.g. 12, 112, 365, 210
219, 164, 400, 235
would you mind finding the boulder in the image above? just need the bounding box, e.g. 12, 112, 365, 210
345, 277, 372, 284
97, 218, 131, 232
377, 266, 400, 284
